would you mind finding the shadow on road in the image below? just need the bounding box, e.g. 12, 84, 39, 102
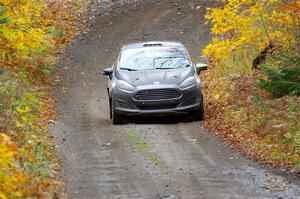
124, 115, 196, 124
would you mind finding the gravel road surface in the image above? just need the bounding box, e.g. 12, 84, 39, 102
51, 0, 300, 198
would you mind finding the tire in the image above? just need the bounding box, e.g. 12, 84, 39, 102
191, 95, 204, 121
112, 109, 123, 124
109, 97, 113, 119
110, 95, 124, 124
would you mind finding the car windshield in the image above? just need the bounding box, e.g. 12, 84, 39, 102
118, 47, 190, 71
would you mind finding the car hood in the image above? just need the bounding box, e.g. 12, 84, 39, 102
116, 67, 195, 87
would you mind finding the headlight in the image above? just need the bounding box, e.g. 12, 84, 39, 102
115, 80, 135, 91
179, 76, 197, 88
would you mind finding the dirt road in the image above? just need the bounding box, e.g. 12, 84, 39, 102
51, 0, 300, 198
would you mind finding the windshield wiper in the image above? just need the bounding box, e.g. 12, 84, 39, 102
120, 67, 137, 71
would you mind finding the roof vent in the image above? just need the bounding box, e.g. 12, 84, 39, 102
142, 43, 163, 47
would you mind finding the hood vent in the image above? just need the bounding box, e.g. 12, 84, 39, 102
142, 43, 163, 47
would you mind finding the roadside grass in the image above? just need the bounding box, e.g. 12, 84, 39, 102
125, 130, 161, 165
215, 49, 257, 76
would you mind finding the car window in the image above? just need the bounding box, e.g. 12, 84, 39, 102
118, 47, 191, 71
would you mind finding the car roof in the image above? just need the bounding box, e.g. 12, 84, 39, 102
121, 41, 185, 51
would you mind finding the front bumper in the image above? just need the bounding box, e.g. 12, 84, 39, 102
112, 84, 201, 116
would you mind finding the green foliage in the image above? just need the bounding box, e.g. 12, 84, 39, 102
48, 27, 63, 39
0, 76, 18, 113
0, 7, 6, 15
257, 54, 300, 98
0, 68, 5, 75
286, 100, 300, 152
0, 7, 8, 25
0, 17, 9, 24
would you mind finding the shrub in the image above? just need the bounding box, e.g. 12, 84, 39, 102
258, 54, 300, 98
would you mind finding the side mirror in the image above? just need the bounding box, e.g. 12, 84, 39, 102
195, 63, 208, 75
102, 68, 113, 78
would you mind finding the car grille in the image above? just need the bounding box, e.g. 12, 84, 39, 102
137, 104, 178, 110
134, 89, 181, 101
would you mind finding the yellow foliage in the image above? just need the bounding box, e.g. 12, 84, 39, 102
0, 0, 52, 67
203, 0, 300, 72
0, 133, 26, 199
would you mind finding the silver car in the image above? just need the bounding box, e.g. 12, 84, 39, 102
102, 41, 207, 124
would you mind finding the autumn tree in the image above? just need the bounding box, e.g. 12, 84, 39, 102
203, 0, 300, 75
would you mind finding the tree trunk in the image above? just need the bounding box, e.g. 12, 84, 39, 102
252, 42, 275, 70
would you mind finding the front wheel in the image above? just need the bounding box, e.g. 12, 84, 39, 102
110, 95, 124, 124
191, 95, 204, 121
112, 109, 124, 124
109, 97, 112, 119
111, 102, 124, 125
